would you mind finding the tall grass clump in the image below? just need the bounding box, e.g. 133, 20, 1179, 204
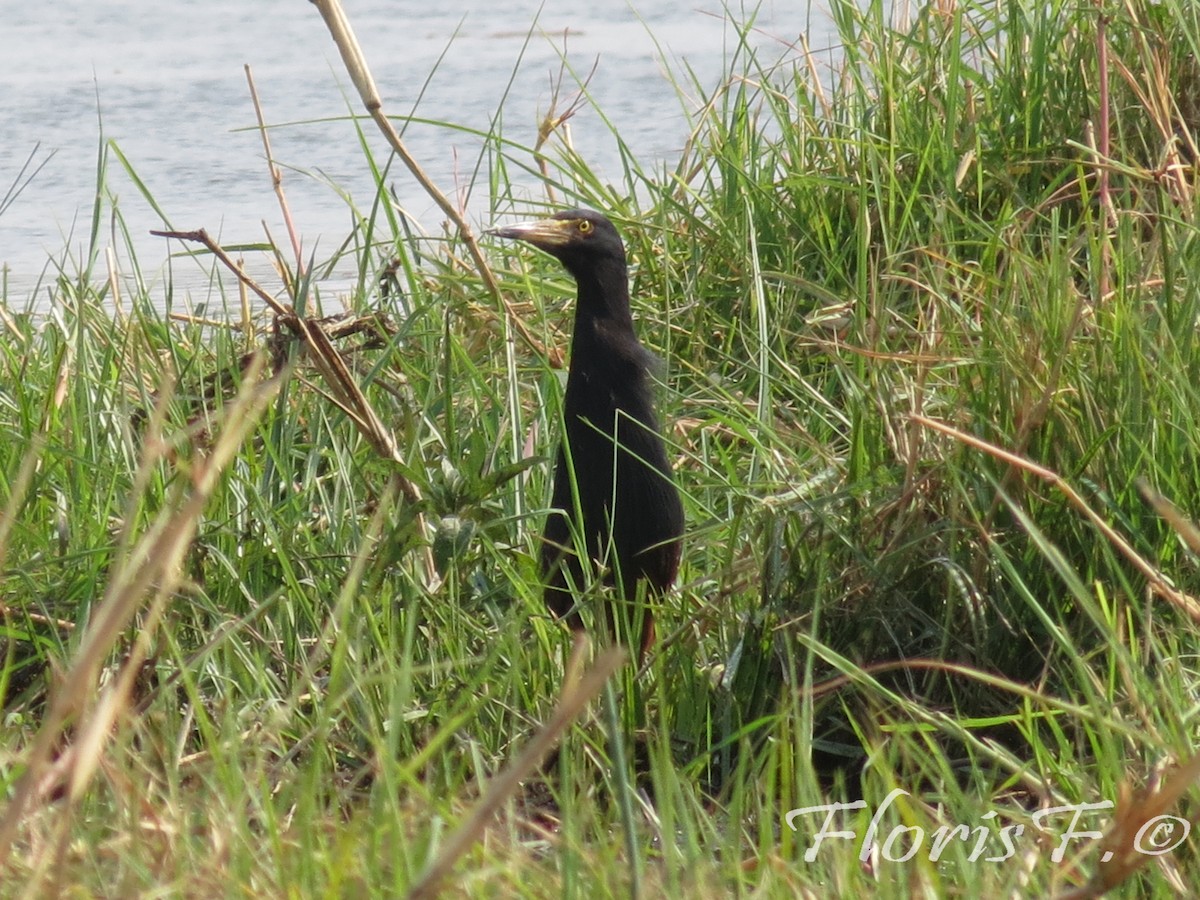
2, 0, 1200, 895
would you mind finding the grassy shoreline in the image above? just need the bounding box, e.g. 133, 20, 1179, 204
3, 1, 1200, 894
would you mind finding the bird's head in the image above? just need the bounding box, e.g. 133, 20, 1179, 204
487, 209, 626, 278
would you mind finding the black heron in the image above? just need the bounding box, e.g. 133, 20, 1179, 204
488, 209, 684, 662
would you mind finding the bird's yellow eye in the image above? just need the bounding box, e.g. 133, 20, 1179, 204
577, 219, 593, 235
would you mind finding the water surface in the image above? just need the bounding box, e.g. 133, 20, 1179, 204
1, 2, 847, 306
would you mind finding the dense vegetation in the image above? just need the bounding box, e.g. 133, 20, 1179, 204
3, 0, 1200, 894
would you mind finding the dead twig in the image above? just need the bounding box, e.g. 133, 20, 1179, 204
151, 227, 435, 574
913, 414, 1200, 623
152, 228, 291, 318
245, 65, 305, 276
309, 0, 560, 366
533, 37, 598, 205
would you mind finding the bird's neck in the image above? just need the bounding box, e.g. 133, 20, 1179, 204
570, 257, 635, 333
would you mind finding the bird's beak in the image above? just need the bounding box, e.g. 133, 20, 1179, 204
485, 217, 574, 250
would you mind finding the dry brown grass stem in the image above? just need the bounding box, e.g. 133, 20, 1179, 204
1136, 480, 1200, 557
310, 0, 559, 366
408, 638, 625, 900
0, 435, 43, 577
806, 654, 1200, 896
245, 65, 305, 276
1061, 753, 1200, 898
913, 414, 1200, 622
532, 41, 596, 205
152, 228, 291, 317
0, 358, 283, 870
152, 227, 437, 581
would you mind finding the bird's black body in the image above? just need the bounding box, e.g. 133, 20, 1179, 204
488, 210, 684, 658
